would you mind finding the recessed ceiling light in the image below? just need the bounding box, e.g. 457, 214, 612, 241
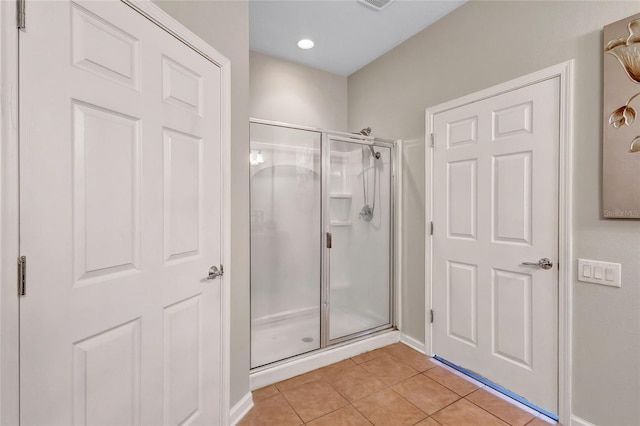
297, 39, 314, 50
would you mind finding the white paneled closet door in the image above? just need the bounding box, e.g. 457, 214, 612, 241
431, 78, 560, 413
19, 1, 223, 424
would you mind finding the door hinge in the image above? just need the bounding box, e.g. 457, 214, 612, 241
430, 133, 434, 148
430, 221, 434, 235
429, 309, 434, 324
17, 0, 25, 29
17, 256, 26, 297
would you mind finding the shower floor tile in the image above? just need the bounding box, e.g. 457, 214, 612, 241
240, 343, 556, 426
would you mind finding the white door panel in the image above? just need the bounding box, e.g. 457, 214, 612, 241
432, 78, 559, 412
20, 1, 222, 424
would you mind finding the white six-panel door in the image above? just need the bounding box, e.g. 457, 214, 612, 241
19, 1, 224, 424
431, 78, 560, 412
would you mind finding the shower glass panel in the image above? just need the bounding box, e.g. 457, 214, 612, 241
328, 139, 392, 341
250, 122, 321, 368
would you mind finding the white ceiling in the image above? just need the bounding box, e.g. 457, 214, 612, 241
249, 0, 465, 76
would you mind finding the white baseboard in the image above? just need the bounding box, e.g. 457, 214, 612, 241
250, 330, 400, 390
229, 392, 253, 426
400, 333, 426, 354
571, 415, 597, 426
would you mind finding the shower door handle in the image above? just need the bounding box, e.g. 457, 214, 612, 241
521, 258, 553, 270
207, 265, 224, 280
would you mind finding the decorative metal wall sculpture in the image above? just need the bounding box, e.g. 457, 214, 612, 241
603, 12, 640, 218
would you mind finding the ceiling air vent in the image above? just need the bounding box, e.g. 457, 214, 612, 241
358, 0, 394, 12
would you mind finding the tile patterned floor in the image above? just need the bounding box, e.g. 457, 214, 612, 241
239, 343, 558, 426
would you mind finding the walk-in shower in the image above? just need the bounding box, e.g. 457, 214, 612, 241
250, 120, 396, 369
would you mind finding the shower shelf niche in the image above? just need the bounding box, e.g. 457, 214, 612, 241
330, 192, 352, 226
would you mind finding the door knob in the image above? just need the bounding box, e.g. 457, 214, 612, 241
207, 265, 224, 280
521, 258, 553, 270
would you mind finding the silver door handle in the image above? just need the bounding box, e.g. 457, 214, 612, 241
207, 265, 223, 280
521, 258, 553, 270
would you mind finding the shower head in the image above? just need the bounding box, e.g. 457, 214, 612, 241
368, 145, 381, 160
355, 127, 380, 159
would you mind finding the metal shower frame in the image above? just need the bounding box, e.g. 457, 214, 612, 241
321, 131, 396, 348
249, 118, 398, 368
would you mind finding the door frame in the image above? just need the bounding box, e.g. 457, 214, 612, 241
0, 1, 232, 424
425, 61, 574, 424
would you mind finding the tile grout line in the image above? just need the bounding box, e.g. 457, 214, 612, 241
300, 404, 348, 425
277, 386, 305, 425
291, 376, 335, 424
347, 402, 374, 425
421, 369, 482, 398
524, 413, 558, 426
461, 395, 519, 426
410, 415, 442, 426
303, 362, 378, 425
418, 392, 463, 420
329, 363, 380, 405
386, 386, 430, 423
464, 390, 539, 426
405, 373, 489, 420
319, 360, 367, 404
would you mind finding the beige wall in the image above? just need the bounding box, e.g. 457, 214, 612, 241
348, 1, 640, 424
250, 51, 348, 131
153, 0, 251, 408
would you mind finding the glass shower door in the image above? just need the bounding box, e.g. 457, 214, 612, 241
327, 137, 393, 342
250, 122, 322, 368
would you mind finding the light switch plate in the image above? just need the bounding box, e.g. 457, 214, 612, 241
577, 259, 621, 287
